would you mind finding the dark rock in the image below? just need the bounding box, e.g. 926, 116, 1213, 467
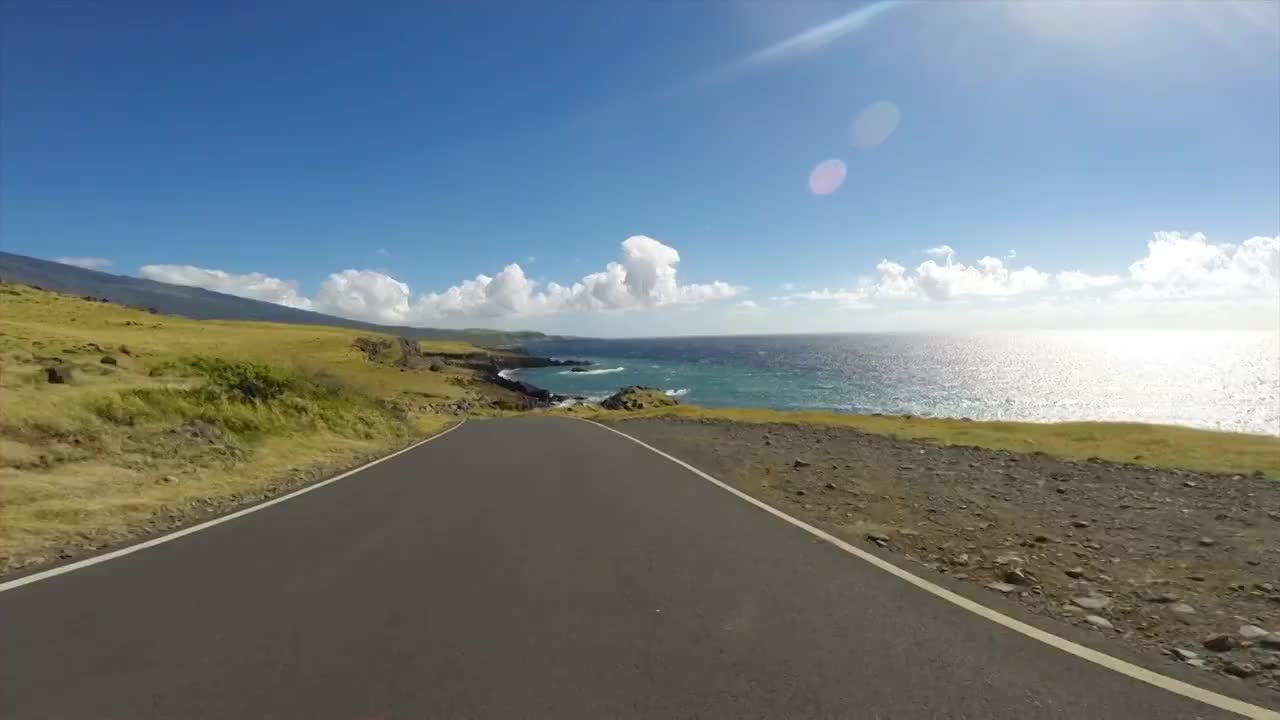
428, 358, 446, 372
44, 365, 73, 383
569, 366, 588, 373
100, 355, 118, 365
1003, 568, 1034, 586
1071, 520, 1090, 528
1223, 661, 1258, 678
601, 386, 676, 412
1197, 536, 1216, 547
1202, 633, 1236, 652
794, 459, 812, 468
1064, 567, 1086, 579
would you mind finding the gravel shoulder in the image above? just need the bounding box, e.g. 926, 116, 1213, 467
605, 417, 1280, 700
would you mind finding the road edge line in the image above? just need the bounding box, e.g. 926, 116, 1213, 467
579, 418, 1279, 720
0, 419, 468, 594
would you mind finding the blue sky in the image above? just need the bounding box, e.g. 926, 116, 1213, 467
2, 0, 1278, 335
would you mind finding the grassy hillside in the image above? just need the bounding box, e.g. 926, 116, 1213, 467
0, 252, 555, 347
571, 403, 1280, 479
0, 284, 506, 573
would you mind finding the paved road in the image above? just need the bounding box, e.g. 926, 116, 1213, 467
0, 417, 1257, 719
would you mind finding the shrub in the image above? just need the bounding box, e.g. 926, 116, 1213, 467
183, 357, 296, 402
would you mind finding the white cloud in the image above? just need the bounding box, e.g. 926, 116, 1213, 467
54, 256, 112, 270
138, 235, 740, 326
788, 232, 1279, 318
139, 265, 313, 309
1120, 232, 1279, 299
738, 300, 758, 309
922, 245, 955, 260
1055, 270, 1124, 291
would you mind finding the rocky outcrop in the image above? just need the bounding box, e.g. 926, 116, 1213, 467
600, 386, 678, 411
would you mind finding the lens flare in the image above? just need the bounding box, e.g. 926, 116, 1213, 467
808, 159, 847, 195
851, 101, 900, 150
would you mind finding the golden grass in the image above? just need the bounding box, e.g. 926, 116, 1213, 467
574, 405, 1280, 478
0, 284, 471, 571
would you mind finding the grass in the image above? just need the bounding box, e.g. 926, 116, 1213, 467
0, 284, 477, 571
572, 404, 1280, 479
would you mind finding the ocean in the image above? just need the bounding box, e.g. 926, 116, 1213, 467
514, 332, 1280, 435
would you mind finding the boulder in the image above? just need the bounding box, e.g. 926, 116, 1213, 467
44, 365, 73, 384
600, 386, 677, 412
100, 355, 118, 365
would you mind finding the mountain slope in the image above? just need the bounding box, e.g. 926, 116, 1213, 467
0, 252, 551, 347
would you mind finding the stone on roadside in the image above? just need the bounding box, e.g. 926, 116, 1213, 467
1261, 632, 1280, 649
1197, 537, 1215, 547
1185, 658, 1207, 669
1238, 625, 1270, 641
100, 355, 118, 365
1223, 661, 1258, 678
1145, 591, 1179, 604
1171, 648, 1198, 661
1003, 568, 1034, 586
793, 459, 811, 468
1072, 595, 1111, 611
1064, 567, 1086, 579
1071, 520, 1090, 528
1085, 615, 1113, 630
1202, 633, 1236, 652
1169, 603, 1196, 616
987, 582, 1017, 594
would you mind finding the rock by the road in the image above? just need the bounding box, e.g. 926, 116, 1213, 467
1223, 661, 1258, 678
1202, 633, 1236, 652
986, 582, 1017, 594
1168, 603, 1196, 616
1072, 595, 1111, 611
1085, 615, 1114, 630
1064, 567, 1086, 579
44, 365, 73, 384
1239, 625, 1271, 641
1261, 632, 1280, 649
1197, 537, 1216, 547
793, 459, 811, 468
1171, 648, 1199, 661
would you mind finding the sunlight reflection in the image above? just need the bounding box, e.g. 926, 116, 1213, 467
851, 101, 900, 150
808, 159, 847, 196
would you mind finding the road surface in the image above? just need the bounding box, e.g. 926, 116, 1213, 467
0, 417, 1263, 718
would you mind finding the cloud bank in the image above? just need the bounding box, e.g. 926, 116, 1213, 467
140, 235, 742, 325
788, 232, 1279, 309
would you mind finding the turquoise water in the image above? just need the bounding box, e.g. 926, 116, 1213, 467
513, 332, 1280, 434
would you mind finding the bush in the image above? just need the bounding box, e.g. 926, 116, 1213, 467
183, 357, 297, 402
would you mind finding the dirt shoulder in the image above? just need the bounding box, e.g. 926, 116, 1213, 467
604, 417, 1280, 697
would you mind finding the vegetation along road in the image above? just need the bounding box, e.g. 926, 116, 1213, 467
3, 416, 1274, 719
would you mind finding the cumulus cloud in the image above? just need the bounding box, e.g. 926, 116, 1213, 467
139, 264, 313, 309
1055, 271, 1124, 291
1121, 232, 1279, 299
137, 235, 740, 325
788, 232, 1280, 311
54, 256, 112, 270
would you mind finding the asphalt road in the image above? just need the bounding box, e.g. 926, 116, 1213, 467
0, 417, 1258, 719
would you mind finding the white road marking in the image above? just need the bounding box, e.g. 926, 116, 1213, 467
582, 418, 1279, 720
0, 420, 467, 594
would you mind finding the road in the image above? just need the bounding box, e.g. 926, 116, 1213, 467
0, 417, 1264, 719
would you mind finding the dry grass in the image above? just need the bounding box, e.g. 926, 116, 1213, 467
569, 404, 1280, 478
0, 284, 468, 572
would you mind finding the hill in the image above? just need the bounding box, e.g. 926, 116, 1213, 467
0, 252, 553, 348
